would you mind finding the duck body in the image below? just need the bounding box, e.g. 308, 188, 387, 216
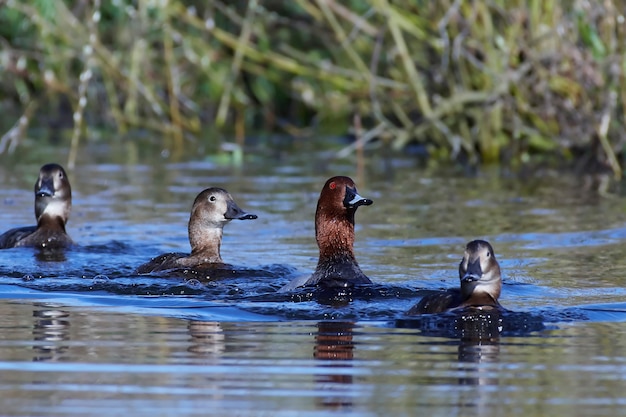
0, 163, 73, 249
135, 252, 193, 273
136, 187, 257, 274
303, 253, 373, 288
407, 240, 502, 315
280, 176, 373, 291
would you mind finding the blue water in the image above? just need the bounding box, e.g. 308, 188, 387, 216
2, 153, 626, 416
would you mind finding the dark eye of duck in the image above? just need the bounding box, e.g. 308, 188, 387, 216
486, 252, 491, 257
209, 195, 216, 202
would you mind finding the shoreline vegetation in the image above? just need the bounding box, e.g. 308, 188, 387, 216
0, 1, 625, 178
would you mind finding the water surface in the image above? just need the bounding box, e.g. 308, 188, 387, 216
1, 149, 626, 416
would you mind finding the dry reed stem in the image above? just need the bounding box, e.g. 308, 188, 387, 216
216, 0, 258, 127
372, 0, 433, 118
163, 19, 184, 151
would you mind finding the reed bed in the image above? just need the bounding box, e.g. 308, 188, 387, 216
0, 0, 625, 175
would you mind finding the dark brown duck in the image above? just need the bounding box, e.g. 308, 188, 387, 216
280, 176, 373, 291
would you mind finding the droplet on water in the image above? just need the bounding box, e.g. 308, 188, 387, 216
185, 279, 203, 289
93, 274, 110, 283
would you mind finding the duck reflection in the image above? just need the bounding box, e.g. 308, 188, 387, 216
458, 335, 500, 370
187, 321, 225, 356
454, 307, 502, 387
313, 321, 355, 409
397, 305, 544, 390
453, 307, 503, 416
32, 304, 71, 362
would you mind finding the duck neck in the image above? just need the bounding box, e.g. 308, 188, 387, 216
461, 275, 501, 305
315, 210, 356, 263
188, 225, 223, 263
37, 213, 67, 232
36, 197, 69, 232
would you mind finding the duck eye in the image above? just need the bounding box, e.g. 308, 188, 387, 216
209, 195, 216, 202
329, 181, 336, 190
486, 252, 491, 257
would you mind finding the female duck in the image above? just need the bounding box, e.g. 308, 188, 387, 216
136, 187, 257, 273
0, 163, 73, 249
280, 176, 373, 291
407, 240, 502, 315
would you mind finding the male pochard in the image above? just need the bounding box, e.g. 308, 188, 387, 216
407, 240, 502, 315
0, 163, 74, 249
136, 187, 257, 273
280, 176, 373, 291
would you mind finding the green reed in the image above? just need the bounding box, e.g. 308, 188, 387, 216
0, 0, 625, 175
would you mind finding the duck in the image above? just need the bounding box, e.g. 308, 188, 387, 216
280, 176, 373, 291
407, 240, 502, 315
136, 187, 257, 273
0, 163, 74, 249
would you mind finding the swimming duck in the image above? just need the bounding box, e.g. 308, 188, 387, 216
136, 187, 257, 273
280, 176, 373, 291
0, 163, 74, 249
407, 240, 502, 315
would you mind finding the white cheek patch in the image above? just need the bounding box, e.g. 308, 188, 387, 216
44, 200, 68, 217
215, 201, 230, 222
347, 195, 361, 205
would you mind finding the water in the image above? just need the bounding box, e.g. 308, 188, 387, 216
2, 148, 626, 416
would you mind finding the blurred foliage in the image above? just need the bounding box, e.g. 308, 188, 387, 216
0, 0, 625, 175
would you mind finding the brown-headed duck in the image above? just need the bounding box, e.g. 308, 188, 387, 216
280, 176, 373, 291
136, 187, 257, 273
407, 240, 502, 315
0, 163, 74, 249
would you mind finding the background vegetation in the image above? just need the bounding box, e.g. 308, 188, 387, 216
1, 0, 625, 176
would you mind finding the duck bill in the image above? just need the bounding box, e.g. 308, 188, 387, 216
461, 273, 481, 283
344, 186, 373, 209
36, 177, 55, 197
461, 259, 483, 283
225, 201, 258, 220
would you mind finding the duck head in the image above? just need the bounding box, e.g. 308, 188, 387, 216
458, 240, 502, 304
188, 187, 257, 259
316, 175, 372, 227
34, 163, 72, 229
